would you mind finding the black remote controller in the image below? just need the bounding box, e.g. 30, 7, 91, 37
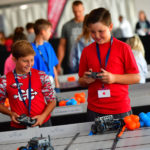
87, 72, 102, 79
17, 114, 37, 127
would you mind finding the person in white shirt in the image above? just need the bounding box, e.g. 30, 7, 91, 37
126, 35, 148, 83
118, 15, 133, 38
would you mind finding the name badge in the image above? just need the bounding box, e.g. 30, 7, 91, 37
98, 89, 111, 98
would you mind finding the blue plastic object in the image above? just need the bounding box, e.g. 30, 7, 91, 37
66, 99, 77, 105
147, 112, 150, 118
139, 121, 144, 127
139, 112, 150, 127
88, 131, 93, 136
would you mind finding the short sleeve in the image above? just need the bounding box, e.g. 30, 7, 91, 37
39, 71, 56, 102
78, 48, 88, 77
0, 75, 7, 104
123, 44, 139, 74
61, 24, 67, 38
49, 43, 58, 67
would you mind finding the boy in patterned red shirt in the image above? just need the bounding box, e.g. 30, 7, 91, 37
0, 40, 56, 130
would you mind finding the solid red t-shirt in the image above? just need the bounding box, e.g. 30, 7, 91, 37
78, 37, 139, 114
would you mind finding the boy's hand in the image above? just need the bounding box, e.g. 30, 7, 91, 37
10, 112, 20, 124
83, 69, 96, 84
31, 114, 46, 127
98, 68, 116, 84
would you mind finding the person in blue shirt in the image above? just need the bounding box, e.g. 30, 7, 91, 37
32, 19, 60, 92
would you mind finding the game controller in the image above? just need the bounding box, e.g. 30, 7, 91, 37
17, 114, 37, 127
87, 72, 102, 79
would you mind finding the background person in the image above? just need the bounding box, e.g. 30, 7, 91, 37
32, 19, 60, 92
4, 27, 27, 75
69, 14, 94, 73
126, 35, 148, 83
26, 22, 35, 43
135, 10, 150, 36
57, 0, 84, 74
118, 15, 133, 38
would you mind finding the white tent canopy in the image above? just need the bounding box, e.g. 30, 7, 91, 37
0, 0, 149, 37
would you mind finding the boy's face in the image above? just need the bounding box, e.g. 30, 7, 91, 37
89, 22, 113, 44
14, 55, 34, 74
42, 26, 52, 41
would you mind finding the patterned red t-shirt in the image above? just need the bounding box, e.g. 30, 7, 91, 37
0, 68, 55, 128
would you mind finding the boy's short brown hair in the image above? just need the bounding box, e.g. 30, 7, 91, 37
86, 7, 112, 27
26, 22, 35, 30
72, 0, 83, 6
34, 19, 52, 35
12, 40, 35, 59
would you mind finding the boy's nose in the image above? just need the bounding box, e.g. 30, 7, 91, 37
28, 61, 32, 67
95, 32, 99, 39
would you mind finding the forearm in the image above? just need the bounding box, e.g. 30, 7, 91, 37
41, 100, 56, 118
79, 73, 140, 86
54, 67, 60, 88
0, 104, 12, 116
79, 77, 88, 87
57, 39, 66, 66
114, 73, 140, 84
58, 48, 65, 65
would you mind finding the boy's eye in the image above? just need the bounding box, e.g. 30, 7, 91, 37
99, 30, 105, 33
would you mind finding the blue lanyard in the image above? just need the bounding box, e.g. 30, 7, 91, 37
14, 70, 31, 116
96, 36, 113, 69
35, 43, 51, 74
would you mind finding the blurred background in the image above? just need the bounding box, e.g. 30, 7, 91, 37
0, 0, 149, 37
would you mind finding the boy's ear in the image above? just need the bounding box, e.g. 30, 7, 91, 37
109, 23, 113, 31
40, 29, 45, 35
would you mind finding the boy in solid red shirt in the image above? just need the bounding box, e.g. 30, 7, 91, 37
78, 8, 140, 121
0, 40, 56, 129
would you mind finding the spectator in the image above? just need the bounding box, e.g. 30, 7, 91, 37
57, 0, 84, 74
32, 19, 60, 92
0, 44, 9, 76
0, 31, 5, 45
4, 27, 27, 75
78, 7, 140, 121
135, 10, 150, 36
14, 27, 24, 35
113, 15, 133, 39
5, 34, 13, 52
70, 14, 94, 73
0, 40, 56, 130
118, 15, 133, 38
126, 35, 148, 83
26, 22, 35, 43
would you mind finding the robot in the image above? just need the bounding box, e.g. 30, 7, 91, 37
91, 115, 124, 134
18, 135, 54, 150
